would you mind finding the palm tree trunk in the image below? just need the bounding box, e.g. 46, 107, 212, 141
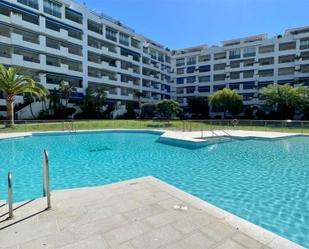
138, 97, 141, 115
29, 102, 35, 119
6, 98, 14, 127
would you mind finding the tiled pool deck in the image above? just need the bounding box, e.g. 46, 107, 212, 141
0, 177, 304, 249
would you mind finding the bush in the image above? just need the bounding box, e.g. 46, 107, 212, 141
140, 103, 156, 119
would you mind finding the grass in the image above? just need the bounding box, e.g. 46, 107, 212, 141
1, 119, 309, 134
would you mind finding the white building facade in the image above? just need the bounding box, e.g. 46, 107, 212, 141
172, 29, 309, 107
0, 0, 173, 117
0, 0, 309, 117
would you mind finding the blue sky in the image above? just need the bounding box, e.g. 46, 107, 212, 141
82, 0, 309, 49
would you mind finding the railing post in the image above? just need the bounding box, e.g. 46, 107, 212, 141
8, 172, 13, 219
43, 149, 51, 209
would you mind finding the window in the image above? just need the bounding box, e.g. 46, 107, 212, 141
229, 83, 240, 90
186, 86, 195, 94
177, 68, 184, 75
214, 74, 226, 81
176, 58, 185, 67
230, 61, 240, 68
279, 42, 296, 51
300, 39, 309, 50
301, 51, 309, 60
279, 55, 294, 63
186, 66, 195, 74
65, 8, 82, 24
243, 59, 255, 67
198, 54, 210, 62
243, 82, 256, 90
198, 86, 210, 92
278, 67, 294, 75
259, 57, 274, 65
106, 27, 117, 42
214, 63, 226, 71
44, 0, 62, 18
213, 85, 225, 91
243, 70, 254, 78
258, 81, 273, 88
230, 72, 240, 79
131, 38, 140, 49
259, 45, 274, 54
243, 47, 256, 57
199, 76, 210, 82
214, 52, 226, 60
198, 65, 210, 72
229, 49, 241, 59
187, 56, 196, 65
186, 76, 196, 83
177, 77, 184, 84
18, 0, 38, 9
258, 69, 274, 77
119, 33, 129, 46
300, 65, 309, 73
88, 20, 102, 34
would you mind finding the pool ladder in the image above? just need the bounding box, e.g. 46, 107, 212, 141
1, 150, 51, 220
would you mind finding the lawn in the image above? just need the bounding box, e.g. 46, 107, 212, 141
1, 119, 309, 134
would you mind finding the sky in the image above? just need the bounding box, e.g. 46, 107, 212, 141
81, 0, 309, 49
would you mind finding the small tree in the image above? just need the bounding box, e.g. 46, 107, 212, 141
156, 99, 182, 120
59, 80, 76, 108
78, 87, 106, 118
260, 84, 309, 119
0, 65, 48, 126
209, 88, 243, 118
187, 96, 209, 118
140, 102, 156, 118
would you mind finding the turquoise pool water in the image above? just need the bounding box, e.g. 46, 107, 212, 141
0, 131, 308, 247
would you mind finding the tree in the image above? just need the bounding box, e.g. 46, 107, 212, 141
78, 87, 107, 118
209, 88, 243, 118
260, 84, 309, 119
156, 99, 182, 120
59, 80, 76, 108
140, 102, 156, 118
0, 65, 48, 126
187, 96, 209, 118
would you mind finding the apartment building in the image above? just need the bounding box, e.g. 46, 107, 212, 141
0, 0, 309, 117
0, 0, 172, 117
172, 28, 309, 107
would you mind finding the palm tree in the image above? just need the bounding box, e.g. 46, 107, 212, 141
0, 65, 48, 126
59, 80, 76, 108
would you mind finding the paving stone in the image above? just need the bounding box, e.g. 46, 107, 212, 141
231, 232, 264, 249
163, 232, 216, 249
130, 225, 183, 249
58, 234, 108, 249
199, 221, 236, 242
123, 203, 165, 221
214, 239, 248, 249
102, 220, 153, 247
146, 210, 187, 228
172, 211, 217, 234
110, 242, 135, 249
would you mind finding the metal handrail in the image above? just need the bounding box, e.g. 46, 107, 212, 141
43, 150, 51, 209
8, 172, 13, 219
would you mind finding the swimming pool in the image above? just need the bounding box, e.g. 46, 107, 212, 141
0, 131, 308, 247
